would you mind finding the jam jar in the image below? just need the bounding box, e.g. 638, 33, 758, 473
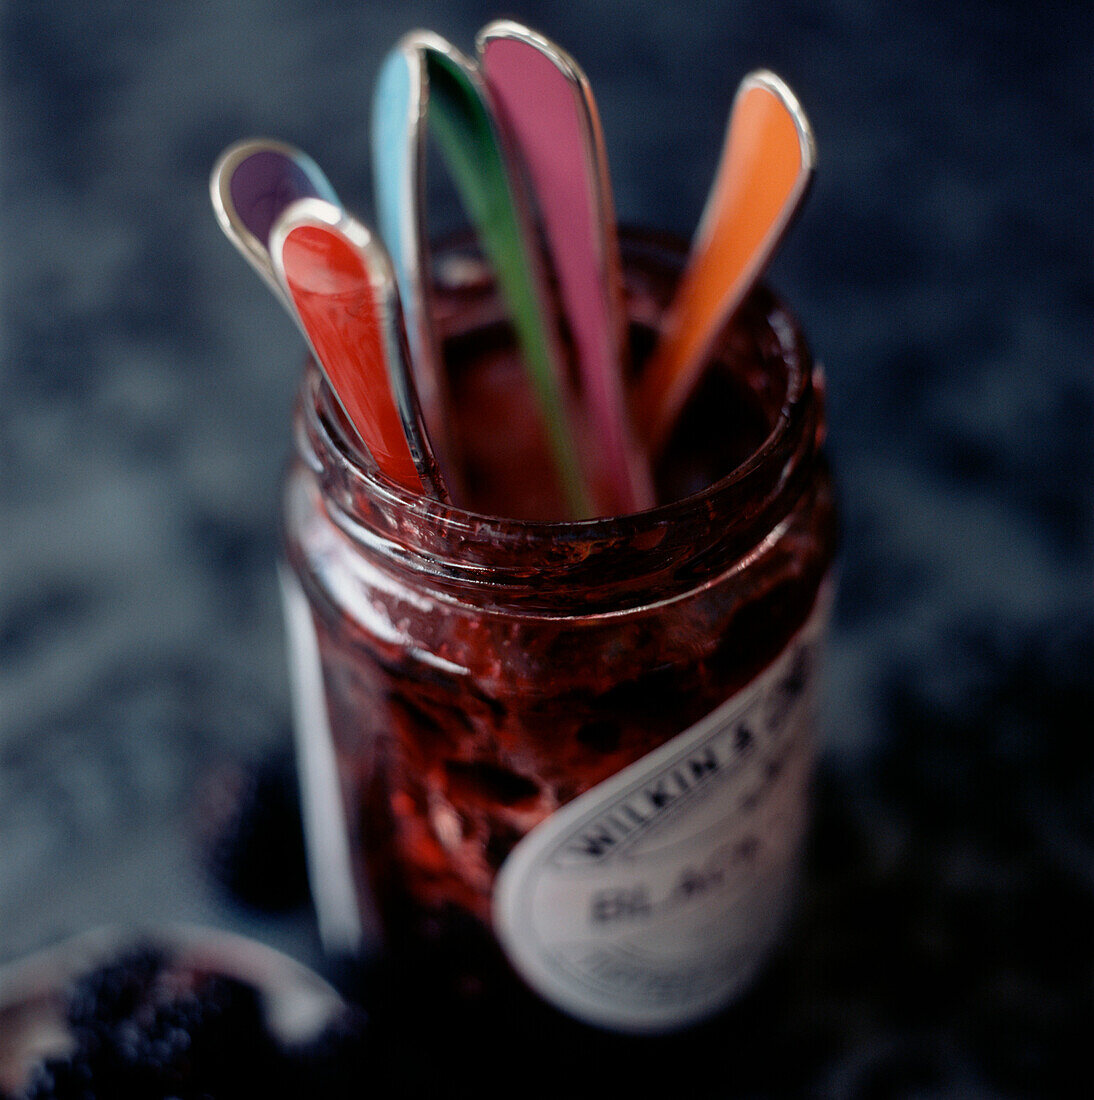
279, 228, 836, 1036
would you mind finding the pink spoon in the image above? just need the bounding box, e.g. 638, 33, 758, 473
478, 21, 654, 515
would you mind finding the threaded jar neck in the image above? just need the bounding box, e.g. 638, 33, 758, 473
289, 229, 822, 615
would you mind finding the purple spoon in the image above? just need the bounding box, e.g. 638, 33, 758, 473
210, 138, 341, 311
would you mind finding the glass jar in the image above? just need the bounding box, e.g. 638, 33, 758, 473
279, 229, 836, 1038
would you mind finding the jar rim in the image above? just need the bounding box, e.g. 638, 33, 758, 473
289, 228, 820, 611
303, 222, 812, 533
306, 306, 807, 536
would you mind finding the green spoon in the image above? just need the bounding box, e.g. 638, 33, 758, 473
373, 31, 591, 519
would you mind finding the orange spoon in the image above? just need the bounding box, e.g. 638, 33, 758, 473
633, 70, 815, 452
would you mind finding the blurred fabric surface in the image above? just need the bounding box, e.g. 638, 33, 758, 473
1, 1, 1091, 1094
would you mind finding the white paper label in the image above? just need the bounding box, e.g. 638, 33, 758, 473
493, 588, 830, 1033
280, 565, 378, 957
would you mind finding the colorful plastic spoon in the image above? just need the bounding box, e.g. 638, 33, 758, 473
210, 138, 341, 312
269, 197, 446, 499
633, 70, 816, 452
477, 21, 654, 515
371, 43, 450, 473
372, 31, 591, 519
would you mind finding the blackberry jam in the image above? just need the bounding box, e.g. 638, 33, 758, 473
280, 229, 836, 1035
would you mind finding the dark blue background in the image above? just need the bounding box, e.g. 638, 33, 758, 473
2, 1, 1091, 1093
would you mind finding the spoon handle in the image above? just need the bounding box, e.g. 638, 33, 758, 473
478, 21, 655, 515
372, 45, 453, 476
634, 71, 815, 452
270, 198, 447, 499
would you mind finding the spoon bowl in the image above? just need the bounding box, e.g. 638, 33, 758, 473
210, 138, 341, 311
633, 71, 815, 452
477, 20, 654, 515
270, 197, 447, 500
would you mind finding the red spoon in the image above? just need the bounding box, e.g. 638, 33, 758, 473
269, 198, 446, 499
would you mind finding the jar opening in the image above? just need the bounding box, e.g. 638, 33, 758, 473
290, 228, 820, 610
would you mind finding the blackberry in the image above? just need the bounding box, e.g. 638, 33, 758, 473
197, 750, 310, 913
66, 945, 166, 1035
14, 945, 369, 1098
23, 1056, 95, 1100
